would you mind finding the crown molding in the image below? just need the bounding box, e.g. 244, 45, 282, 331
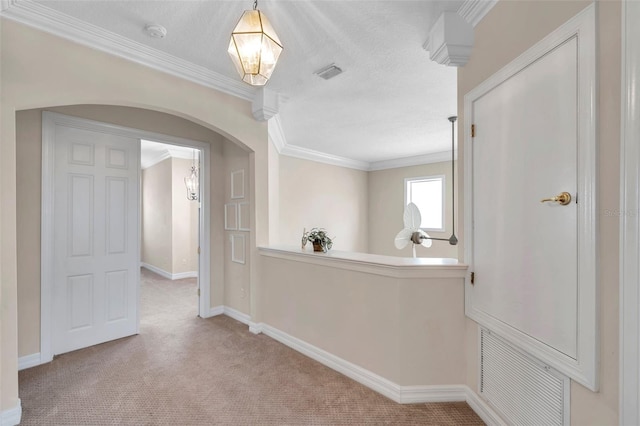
268, 115, 369, 171
280, 143, 371, 171
268, 115, 454, 172
267, 115, 287, 153
0, 0, 12, 12
141, 147, 194, 169
457, 0, 497, 27
369, 151, 457, 171
0, 0, 256, 101
141, 150, 171, 170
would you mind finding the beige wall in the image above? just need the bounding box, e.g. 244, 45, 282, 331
458, 1, 620, 424
16, 106, 228, 357
171, 157, 198, 274
368, 161, 458, 259
261, 254, 466, 386
278, 156, 369, 252
223, 141, 251, 313
141, 157, 198, 275
142, 158, 173, 272
3, 14, 270, 410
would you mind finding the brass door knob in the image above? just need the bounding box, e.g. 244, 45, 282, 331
541, 192, 572, 205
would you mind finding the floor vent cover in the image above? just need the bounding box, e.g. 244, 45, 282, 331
480, 328, 569, 425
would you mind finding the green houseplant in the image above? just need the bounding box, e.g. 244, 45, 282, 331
302, 228, 334, 253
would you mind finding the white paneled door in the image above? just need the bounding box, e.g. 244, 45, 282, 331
464, 5, 597, 390
52, 124, 139, 355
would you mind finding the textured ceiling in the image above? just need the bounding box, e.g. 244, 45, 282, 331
30, 0, 461, 165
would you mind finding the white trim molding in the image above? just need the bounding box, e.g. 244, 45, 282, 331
208, 305, 225, 318
268, 114, 456, 172
222, 306, 251, 325
18, 353, 42, 371
141, 263, 197, 280
457, 0, 498, 28
369, 151, 457, 171
620, 0, 640, 423
464, 4, 598, 391
0, 399, 22, 426
208, 305, 251, 325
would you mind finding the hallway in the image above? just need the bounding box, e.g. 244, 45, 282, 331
18, 270, 483, 425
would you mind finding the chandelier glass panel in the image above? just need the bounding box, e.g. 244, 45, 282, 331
228, 1, 283, 86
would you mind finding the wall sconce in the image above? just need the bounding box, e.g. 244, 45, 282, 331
184, 151, 199, 201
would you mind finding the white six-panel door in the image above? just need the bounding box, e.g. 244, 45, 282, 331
52, 124, 139, 355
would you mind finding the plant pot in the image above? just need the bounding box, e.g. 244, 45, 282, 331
312, 242, 325, 252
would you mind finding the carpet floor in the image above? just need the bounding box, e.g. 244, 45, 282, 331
18, 269, 485, 425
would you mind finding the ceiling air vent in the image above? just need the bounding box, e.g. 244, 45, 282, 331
315, 64, 343, 80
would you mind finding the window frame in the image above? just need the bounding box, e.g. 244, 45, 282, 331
404, 175, 446, 232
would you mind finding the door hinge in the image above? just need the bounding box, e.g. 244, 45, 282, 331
197, 288, 200, 297
198, 246, 200, 255
470, 272, 475, 285
471, 124, 476, 138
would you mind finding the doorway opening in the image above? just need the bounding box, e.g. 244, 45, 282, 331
140, 140, 201, 319
39, 112, 212, 363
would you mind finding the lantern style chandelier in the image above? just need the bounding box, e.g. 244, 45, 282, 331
228, 0, 283, 86
184, 150, 199, 201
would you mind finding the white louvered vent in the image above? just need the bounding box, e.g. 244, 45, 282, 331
480, 328, 570, 425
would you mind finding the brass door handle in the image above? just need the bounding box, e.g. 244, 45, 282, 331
541, 192, 572, 205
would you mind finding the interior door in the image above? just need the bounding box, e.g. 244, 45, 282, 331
465, 5, 598, 391
52, 124, 139, 355
472, 37, 579, 358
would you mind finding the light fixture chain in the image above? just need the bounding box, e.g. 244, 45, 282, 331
253, 0, 258, 10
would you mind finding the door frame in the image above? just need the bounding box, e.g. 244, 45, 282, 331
620, 0, 640, 423
41, 111, 212, 363
463, 4, 598, 391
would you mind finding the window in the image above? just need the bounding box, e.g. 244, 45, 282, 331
405, 175, 445, 231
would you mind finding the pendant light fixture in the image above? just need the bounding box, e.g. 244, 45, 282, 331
228, 0, 283, 86
184, 150, 199, 201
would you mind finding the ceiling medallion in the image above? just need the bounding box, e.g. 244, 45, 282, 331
228, 0, 283, 86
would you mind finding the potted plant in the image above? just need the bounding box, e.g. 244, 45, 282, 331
302, 228, 334, 253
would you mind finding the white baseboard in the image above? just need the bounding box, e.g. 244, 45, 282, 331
1, 399, 21, 426
208, 305, 224, 317
223, 306, 251, 325
141, 263, 197, 280
18, 352, 42, 371
465, 388, 507, 426
208, 305, 252, 325
249, 322, 263, 334
252, 321, 504, 424
258, 323, 456, 404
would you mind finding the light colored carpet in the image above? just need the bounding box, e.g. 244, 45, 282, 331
18, 269, 485, 425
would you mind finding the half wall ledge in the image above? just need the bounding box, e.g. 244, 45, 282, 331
258, 245, 468, 279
